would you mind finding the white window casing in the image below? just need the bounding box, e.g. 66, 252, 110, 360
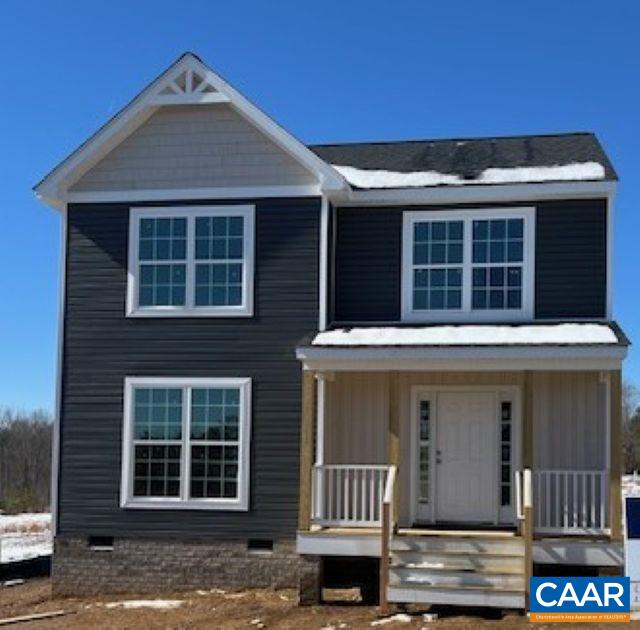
127, 205, 255, 317
121, 376, 252, 510
402, 207, 535, 322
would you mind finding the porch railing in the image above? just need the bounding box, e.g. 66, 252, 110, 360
533, 469, 608, 534
312, 464, 391, 527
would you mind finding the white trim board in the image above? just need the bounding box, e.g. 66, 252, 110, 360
120, 376, 252, 511
331, 180, 616, 207
298, 351, 626, 373
51, 205, 67, 536
65, 185, 322, 204
35, 53, 346, 209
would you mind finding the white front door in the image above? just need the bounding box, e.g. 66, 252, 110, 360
434, 392, 497, 523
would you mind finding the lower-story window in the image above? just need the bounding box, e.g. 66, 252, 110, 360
121, 377, 251, 510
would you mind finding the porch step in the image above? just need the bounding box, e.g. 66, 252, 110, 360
390, 550, 524, 574
386, 534, 526, 610
390, 534, 524, 556
387, 583, 525, 609
390, 567, 525, 590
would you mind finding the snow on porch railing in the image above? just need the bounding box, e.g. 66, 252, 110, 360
312, 465, 391, 527
534, 470, 608, 534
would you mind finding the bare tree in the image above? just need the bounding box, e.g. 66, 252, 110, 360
0, 408, 52, 514
623, 382, 640, 473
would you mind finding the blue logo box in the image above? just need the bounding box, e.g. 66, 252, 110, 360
530, 577, 630, 614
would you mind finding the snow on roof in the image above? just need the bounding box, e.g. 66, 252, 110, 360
311, 324, 618, 347
332, 162, 605, 189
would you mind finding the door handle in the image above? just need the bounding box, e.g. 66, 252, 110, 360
436, 458, 442, 465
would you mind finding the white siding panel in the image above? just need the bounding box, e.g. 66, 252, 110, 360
533, 372, 606, 470
70, 105, 317, 191
324, 371, 606, 527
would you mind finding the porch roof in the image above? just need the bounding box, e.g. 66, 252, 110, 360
296, 322, 628, 371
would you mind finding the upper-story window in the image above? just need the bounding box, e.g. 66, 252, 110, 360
127, 205, 255, 317
402, 208, 535, 322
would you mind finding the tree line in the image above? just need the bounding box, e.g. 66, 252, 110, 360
623, 382, 640, 473
0, 408, 52, 514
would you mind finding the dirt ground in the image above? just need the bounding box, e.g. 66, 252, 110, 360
0, 579, 637, 629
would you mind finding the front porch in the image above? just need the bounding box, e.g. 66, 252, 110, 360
299, 370, 621, 539
295, 324, 626, 608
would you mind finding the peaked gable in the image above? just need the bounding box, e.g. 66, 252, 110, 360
35, 53, 345, 208
70, 104, 317, 192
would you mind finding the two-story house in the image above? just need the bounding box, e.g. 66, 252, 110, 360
36, 52, 628, 610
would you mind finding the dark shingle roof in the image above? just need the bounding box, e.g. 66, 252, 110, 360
309, 132, 617, 184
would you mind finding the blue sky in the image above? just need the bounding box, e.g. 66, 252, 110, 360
1, 0, 639, 411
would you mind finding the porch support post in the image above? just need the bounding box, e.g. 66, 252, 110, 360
388, 371, 400, 524
609, 369, 622, 541
299, 369, 316, 531
522, 371, 534, 608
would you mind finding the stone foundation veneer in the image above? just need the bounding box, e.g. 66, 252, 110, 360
53, 536, 322, 604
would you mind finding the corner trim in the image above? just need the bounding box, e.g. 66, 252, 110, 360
51, 204, 67, 536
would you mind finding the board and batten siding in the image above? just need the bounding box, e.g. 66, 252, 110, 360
323, 371, 607, 526
70, 105, 316, 192
331, 199, 607, 323
59, 198, 319, 539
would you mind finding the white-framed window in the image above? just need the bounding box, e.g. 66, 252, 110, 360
120, 377, 251, 510
127, 205, 255, 317
402, 208, 535, 322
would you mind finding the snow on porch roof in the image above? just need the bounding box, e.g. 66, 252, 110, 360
309, 323, 624, 348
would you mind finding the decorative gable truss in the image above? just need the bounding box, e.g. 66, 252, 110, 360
35, 53, 346, 208
152, 67, 230, 105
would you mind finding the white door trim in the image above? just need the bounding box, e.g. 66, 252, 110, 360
409, 385, 521, 527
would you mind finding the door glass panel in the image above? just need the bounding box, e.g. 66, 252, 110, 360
419, 400, 430, 503
500, 401, 512, 506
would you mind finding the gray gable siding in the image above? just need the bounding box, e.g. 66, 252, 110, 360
331, 200, 607, 324
70, 105, 317, 192
59, 198, 319, 539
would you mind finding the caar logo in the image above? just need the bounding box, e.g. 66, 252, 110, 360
530, 577, 630, 623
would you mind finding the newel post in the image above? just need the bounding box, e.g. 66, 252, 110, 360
522, 371, 534, 608
387, 372, 400, 524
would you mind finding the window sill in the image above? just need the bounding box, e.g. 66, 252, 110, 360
121, 499, 248, 511
401, 309, 533, 323
126, 307, 253, 318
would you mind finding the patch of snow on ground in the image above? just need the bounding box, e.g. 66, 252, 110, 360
332, 162, 605, 189
312, 324, 618, 347
371, 613, 413, 625
0, 513, 52, 563
0, 513, 51, 534
103, 599, 184, 610
623, 474, 640, 497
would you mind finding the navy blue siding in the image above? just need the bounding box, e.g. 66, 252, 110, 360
333, 209, 402, 322
535, 199, 607, 319
331, 200, 607, 323
59, 198, 319, 539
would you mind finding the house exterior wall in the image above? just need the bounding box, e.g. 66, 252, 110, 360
323, 371, 607, 526
70, 105, 317, 192
58, 198, 319, 540
331, 199, 607, 323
